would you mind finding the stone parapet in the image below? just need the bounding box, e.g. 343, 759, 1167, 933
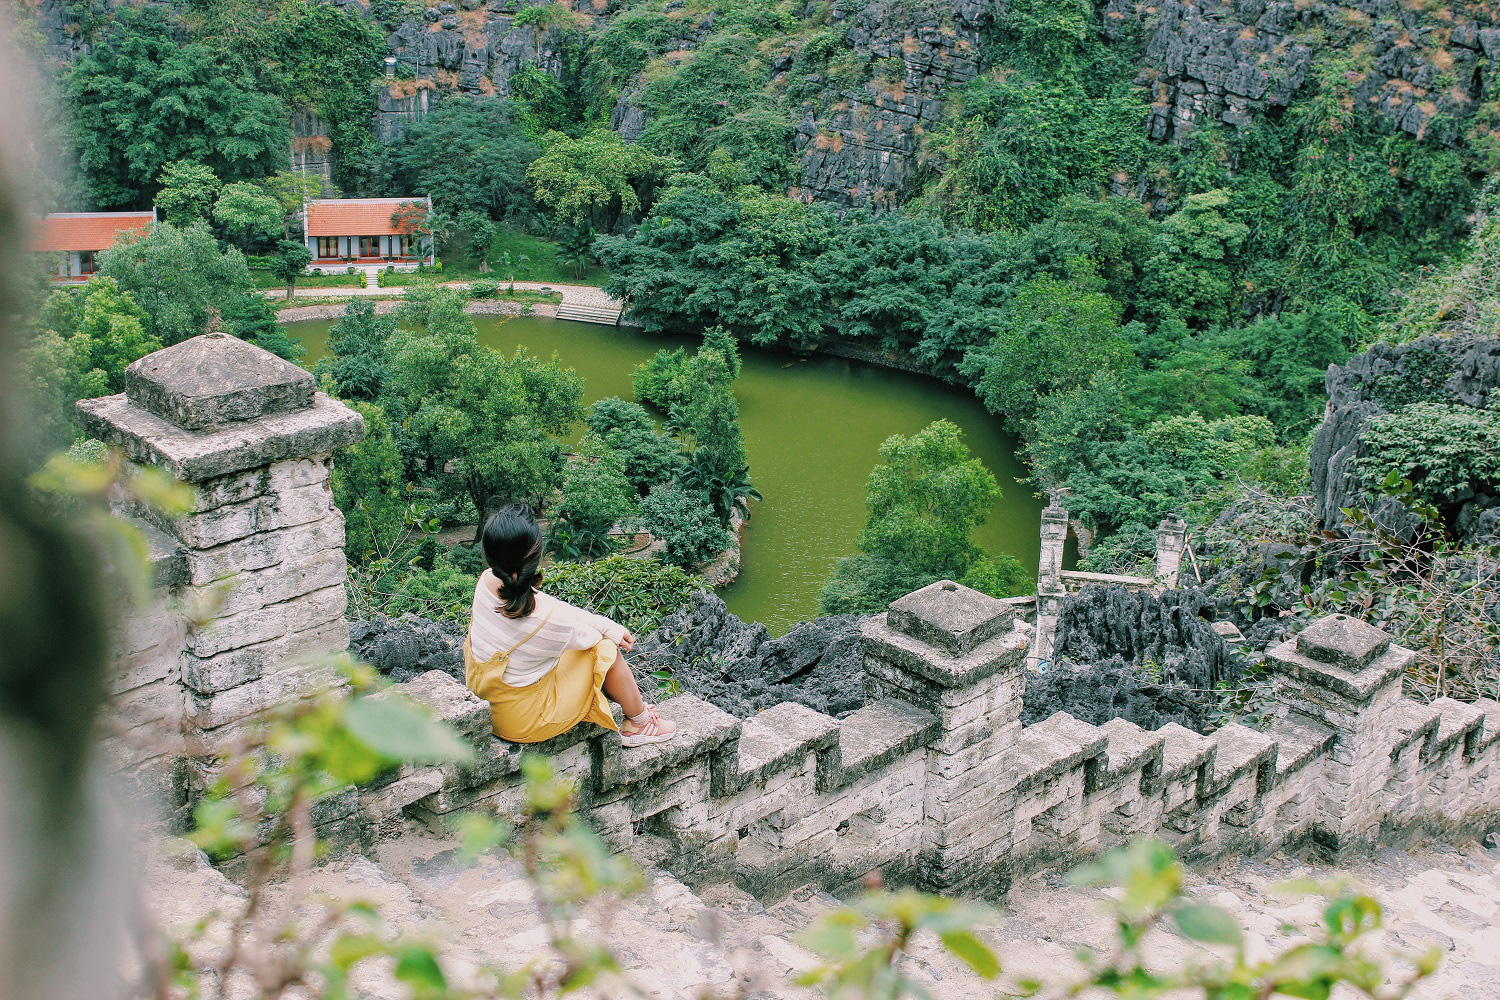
367, 593, 1500, 900
89, 334, 364, 821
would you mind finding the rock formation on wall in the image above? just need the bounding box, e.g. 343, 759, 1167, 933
1029, 585, 1242, 730
1310, 335, 1500, 539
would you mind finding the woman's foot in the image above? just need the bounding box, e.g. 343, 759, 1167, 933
620, 705, 677, 747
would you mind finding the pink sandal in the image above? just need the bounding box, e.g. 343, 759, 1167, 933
620, 705, 677, 747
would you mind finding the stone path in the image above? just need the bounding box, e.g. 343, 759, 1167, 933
141, 831, 1500, 999
267, 279, 626, 325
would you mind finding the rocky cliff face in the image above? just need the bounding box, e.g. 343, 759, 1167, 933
1112, 0, 1496, 144
27, 0, 1500, 212
1310, 335, 1500, 538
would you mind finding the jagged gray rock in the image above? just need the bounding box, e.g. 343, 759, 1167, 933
1030, 586, 1243, 730
1310, 335, 1500, 539
352, 591, 868, 718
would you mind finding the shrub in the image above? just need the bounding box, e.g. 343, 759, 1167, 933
545, 554, 701, 634
469, 277, 501, 299
639, 484, 730, 569
632, 346, 690, 410
1355, 401, 1500, 509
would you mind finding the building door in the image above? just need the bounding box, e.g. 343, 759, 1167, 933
359, 236, 379, 258
317, 237, 338, 259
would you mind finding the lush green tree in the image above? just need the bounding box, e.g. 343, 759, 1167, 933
67, 5, 289, 207
670, 341, 758, 526
457, 211, 497, 270
632, 347, 691, 410
963, 260, 1130, 426
271, 240, 314, 299
1355, 403, 1500, 510
585, 397, 682, 493
544, 554, 700, 636
19, 278, 160, 457
219, 294, 302, 362
334, 401, 410, 563
820, 418, 1023, 615
154, 161, 222, 226
638, 483, 730, 569
527, 128, 673, 228
214, 182, 284, 247
860, 420, 1001, 576
317, 299, 398, 402
258, 171, 327, 238
558, 222, 596, 278
381, 290, 583, 538
383, 98, 537, 220
1138, 189, 1250, 329
100, 222, 255, 346
553, 435, 637, 559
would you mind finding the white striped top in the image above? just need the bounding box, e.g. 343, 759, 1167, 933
468, 570, 628, 687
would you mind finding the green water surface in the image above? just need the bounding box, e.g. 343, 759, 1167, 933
288, 315, 1042, 634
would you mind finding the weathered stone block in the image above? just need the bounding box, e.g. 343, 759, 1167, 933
387, 670, 492, 743
180, 619, 349, 695
885, 580, 1015, 656
185, 664, 344, 730
192, 458, 331, 512
182, 510, 345, 586
78, 391, 364, 483
170, 483, 335, 549
124, 332, 316, 431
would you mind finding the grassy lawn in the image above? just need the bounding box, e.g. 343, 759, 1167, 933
399, 226, 612, 286
252, 270, 366, 290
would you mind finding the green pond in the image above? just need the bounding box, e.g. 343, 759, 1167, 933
287, 315, 1043, 634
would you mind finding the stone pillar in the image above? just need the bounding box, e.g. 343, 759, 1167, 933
1033, 504, 1069, 665
1154, 516, 1188, 588
78, 333, 365, 753
1265, 614, 1410, 855
860, 581, 1030, 893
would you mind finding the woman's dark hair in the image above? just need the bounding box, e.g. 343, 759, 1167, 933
481, 505, 543, 618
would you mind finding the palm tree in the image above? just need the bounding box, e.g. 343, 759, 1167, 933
497, 250, 530, 293
558, 222, 595, 279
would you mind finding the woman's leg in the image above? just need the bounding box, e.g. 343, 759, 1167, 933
602, 653, 647, 719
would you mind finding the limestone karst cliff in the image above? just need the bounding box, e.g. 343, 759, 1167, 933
28, 0, 1500, 208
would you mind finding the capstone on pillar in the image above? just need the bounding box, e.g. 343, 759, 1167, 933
78, 333, 365, 756
860, 580, 1031, 893
1264, 614, 1410, 855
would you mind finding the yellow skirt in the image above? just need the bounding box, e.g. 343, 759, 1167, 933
463, 637, 620, 743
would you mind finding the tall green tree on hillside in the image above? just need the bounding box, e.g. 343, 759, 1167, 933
154, 161, 222, 226
963, 260, 1130, 426
528, 128, 674, 230
67, 5, 289, 207
383, 99, 537, 220
100, 222, 256, 346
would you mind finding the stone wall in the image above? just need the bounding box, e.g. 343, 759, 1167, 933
376, 586, 1500, 898
97, 335, 1500, 899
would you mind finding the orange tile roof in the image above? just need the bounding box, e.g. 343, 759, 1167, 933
28, 211, 155, 252
305, 198, 429, 237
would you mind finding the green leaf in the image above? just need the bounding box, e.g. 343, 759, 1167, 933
344, 695, 474, 765
330, 933, 385, 971
938, 929, 1001, 979
393, 946, 447, 990
1173, 902, 1243, 948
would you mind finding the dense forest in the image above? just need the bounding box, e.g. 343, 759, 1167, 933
15, 0, 1500, 626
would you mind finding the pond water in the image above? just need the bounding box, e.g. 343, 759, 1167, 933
287, 315, 1043, 634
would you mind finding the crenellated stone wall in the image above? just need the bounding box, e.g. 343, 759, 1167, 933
97, 335, 1500, 897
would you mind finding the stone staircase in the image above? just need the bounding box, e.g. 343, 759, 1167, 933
554, 287, 625, 326
141, 826, 1500, 999
554, 300, 623, 325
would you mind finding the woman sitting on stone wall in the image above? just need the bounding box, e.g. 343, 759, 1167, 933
464, 505, 678, 747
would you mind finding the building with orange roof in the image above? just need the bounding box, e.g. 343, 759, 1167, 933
302, 196, 434, 270
29, 210, 156, 284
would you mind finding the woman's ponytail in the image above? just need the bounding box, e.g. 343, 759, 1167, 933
481, 505, 543, 618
